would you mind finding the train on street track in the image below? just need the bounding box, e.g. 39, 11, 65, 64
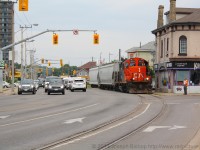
89, 57, 152, 94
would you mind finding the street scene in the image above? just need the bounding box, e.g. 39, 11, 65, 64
0, 0, 200, 150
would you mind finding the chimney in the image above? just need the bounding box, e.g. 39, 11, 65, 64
157, 5, 164, 28
169, 0, 176, 23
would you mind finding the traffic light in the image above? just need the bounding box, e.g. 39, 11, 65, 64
48, 61, 51, 67
60, 59, 63, 67
93, 33, 99, 44
19, 0, 28, 11
53, 34, 58, 45
41, 58, 44, 64
73, 70, 76, 75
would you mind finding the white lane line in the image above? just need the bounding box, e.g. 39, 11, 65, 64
167, 103, 180, 105
50, 104, 151, 149
0, 115, 10, 119
0, 103, 99, 127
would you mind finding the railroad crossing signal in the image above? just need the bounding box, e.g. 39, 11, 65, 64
19, 0, 28, 11
53, 34, 58, 45
93, 34, 99, 44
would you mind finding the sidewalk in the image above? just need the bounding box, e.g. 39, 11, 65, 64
0, 88, 17, 95
153, 92, 200, 96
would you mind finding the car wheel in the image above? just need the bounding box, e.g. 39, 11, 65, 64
71, 89, 74, 92
48, 92, 50, 95
62, 91, 65, 95
45, 89, 47, 93
83, 89, 86, 92
18, 91, 22, 95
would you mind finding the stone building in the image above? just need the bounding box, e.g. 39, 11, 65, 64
152, 0, 200, 93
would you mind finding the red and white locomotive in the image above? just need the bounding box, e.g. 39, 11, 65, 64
89, 57, 152, 93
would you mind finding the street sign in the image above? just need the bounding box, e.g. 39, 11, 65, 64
0, 60, 5, 69
73, 29, 79, 35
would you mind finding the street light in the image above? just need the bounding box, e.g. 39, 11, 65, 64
25, 40, 35, 78
20, 24, 38, 79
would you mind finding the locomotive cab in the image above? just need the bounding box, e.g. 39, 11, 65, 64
122, 57, 152, 93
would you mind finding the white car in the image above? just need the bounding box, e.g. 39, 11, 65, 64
3, 81, 10, 88
70, 77, 87, 92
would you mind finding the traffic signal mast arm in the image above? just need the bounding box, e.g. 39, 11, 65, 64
0, 29, 98, 51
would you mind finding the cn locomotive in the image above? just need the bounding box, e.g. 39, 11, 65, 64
89, 57, 152, 93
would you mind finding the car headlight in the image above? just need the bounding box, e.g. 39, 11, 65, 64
31, 85, 34, 88
61, 85, 64, 89
19, 85, 22, 89
49, 85, 52, 89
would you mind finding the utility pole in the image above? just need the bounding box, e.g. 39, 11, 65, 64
109, 52, 113, 63
119, 49, 121, 61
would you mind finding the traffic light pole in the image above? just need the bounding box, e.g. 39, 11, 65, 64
0, 29, 97, 93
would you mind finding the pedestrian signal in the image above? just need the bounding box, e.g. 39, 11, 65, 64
53, 34, 58, 45
93, 34, 99, 44
19, 0, 28, 11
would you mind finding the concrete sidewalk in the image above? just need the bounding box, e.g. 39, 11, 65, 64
0, 88, 17, 95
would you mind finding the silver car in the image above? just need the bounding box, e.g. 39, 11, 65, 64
18, 79, 37, 95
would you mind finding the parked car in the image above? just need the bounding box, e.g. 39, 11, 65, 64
69, 77, 87, 92
47, 78, 65, 95
18, 79, 37, 95
3, 81, 10, 88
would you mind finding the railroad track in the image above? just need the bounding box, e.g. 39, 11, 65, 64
36, 94, 167, 150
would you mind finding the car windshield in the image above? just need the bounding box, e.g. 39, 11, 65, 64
49, 78, 63, 84
21, 79, 33, 84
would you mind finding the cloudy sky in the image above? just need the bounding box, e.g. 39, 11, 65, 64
14, 0, 200, 67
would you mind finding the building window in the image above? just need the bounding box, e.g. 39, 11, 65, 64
179, 35, 187, 55
190, 70, 200, 85
161, 40, 163, 58
176, 70, 189, 85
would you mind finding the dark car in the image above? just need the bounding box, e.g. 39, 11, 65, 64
18, 79, 37, 95
45, 76, 60, 92
38, 78, 45, 88
47, 78, 65, 95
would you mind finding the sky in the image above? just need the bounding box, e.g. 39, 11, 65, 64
13, 0, 200, 67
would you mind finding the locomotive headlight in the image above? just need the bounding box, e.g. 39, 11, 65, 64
146, 77, 149, 81
132, 78, 135, 80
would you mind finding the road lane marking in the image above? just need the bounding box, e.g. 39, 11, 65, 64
0, 115, 10, 119
0, 104, 98, 127
168, 125, 186, 130
50, 104, 151, 149
167, 103, 180, 105
143, 126, 170, 132
143, 125, 187, 132
64, 117, 86, 124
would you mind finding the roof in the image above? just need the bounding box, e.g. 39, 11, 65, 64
165, 8, 199, 15
78, 61, 96, 69
174, 9, 200, 23
126, 41, 156, 53
152, 7, 200, 34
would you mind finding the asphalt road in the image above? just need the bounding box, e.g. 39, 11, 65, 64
0, 88, 200, 150
0, 88, 141, 150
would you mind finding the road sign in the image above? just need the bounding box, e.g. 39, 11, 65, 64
0, 60, 5, 69
73, 29, 79, 35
